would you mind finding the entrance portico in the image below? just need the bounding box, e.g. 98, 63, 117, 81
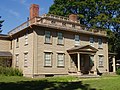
67, 45, 98, 75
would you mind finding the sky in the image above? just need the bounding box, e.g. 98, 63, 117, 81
0, 0, 54, 34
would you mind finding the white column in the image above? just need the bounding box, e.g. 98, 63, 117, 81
77, 53, 81, 75
113, 56, 116, 72
94, 54, 97, 75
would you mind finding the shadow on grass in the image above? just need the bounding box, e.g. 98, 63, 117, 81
0, 80, 96, 90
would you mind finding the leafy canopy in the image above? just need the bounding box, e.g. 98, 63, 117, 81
0, 16, 4, 33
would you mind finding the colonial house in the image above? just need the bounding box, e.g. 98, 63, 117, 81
0, 4, 116, 77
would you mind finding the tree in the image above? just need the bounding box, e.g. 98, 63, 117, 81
49, 0, 120, 59
0, 16, 4, 33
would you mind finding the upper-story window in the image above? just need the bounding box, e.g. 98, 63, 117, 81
98, 38, 102, 48
25, 32, 28, 45
16, 38, 19, 48
90, 37, 94, 47
75, 35, 80, 46
45, 31, 51, 44
58, 32, 64, 45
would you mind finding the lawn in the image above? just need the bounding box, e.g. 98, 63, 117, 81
0, 75, 120, 90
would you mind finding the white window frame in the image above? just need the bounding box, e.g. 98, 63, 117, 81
75, 35, 80, 46
99, 55, 104, 67
98, 38, 102, 48
90, 37, 94, 47
90, 55, 94, 66
44, 52, 52, 67
16, 54, 19, 67
57, 53, 64, 67
45, 31, 51, 44
24, 52, 28, 67
58, 32, 64, 45
25, 32, 28, 45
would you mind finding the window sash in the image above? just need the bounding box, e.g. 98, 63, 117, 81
44, 53, 52, 66
90, 37, 94, 46
57, 54, 64, 66
99, 56, 103, 66
24, 53, 28, 67
45, 31, 51, 43
75, 35, 80, 45
16, 55, 19, 67
58, 32, 63, 44
98, 38, 102, 48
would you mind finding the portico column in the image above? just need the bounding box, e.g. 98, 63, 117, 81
113, 56, 116, 72
77, 53, 81, 74
94, 54, 97, 75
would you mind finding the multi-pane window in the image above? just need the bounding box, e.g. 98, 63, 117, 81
44, 52, 52, 66
25, 33, 28, 45
58, 32, 63, 45
16, 54, 19, 67
98, 38, 102, 48
75, 35, 80, 46
16, 38, 19, 48
99, 55, 104, 67
90, 37, 94, 47
57, 53, 64, 67
24, 53, 28, 67
45, 31, 51, 43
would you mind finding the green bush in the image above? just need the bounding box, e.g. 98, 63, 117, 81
0, 66, 23, 76
116, 68, 120, 75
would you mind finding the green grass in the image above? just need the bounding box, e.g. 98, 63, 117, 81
0, 75, 120, 90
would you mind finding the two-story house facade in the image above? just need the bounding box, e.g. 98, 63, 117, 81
0, 4, 115, 78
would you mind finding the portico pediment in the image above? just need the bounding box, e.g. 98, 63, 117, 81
67, 45, 98, 54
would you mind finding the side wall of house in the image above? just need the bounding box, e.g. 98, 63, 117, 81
11, 29, 34, 77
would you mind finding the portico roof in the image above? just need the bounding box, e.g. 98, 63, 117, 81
67, 45, 98, 54
0, 51, 12, 57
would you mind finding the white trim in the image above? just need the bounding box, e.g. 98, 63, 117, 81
98, 54, 104, 56
24, 51, 28, 53
44, 50, 52, 53
56, 51, 65, 53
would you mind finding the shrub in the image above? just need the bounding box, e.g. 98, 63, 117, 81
116, 68, 120, 75
0, 66, 23, 76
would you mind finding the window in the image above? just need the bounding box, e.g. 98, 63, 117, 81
75, 35, 80, 46
58, 32, 64, 45
44, 52, 52, 66
45, 31, 51, 43
98, 38, 102, 48
16, 38, 19, 48
90, 37, 94, 47
99, 55, 103, 67
25, 32, 28, 45
57, 53, 64, 67
16, 54, 19, 67
24, 53, 28, 67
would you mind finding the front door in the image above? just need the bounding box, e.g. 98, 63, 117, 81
81, 54, 90, 74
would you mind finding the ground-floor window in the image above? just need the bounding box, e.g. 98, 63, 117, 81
24, 52, 28, 67
44, 52, 52, 67
57, 53, 64, 67
16, 54, 19, 67
99, 55, 104, 67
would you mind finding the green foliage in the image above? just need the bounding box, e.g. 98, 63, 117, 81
0, 16, 4, 33
49, 0, 120, 59
0, 66, 23, 76
116, 68, 120, 75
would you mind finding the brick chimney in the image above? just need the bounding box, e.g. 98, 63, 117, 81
69, 14, 77, 21
30, 4, 39, 20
